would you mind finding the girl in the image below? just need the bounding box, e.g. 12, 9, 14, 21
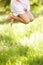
5, 0, 34, 26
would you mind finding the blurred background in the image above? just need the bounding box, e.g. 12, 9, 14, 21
0, 0, 43, 17
0, 0, 43, 65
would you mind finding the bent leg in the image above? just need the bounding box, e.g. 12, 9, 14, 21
18, 12, 30, 24
9, 13, 25, 23
5, 13, 15, 26
25, 11, 34, 22
6, 12, 30, 24
5, 13, 14, 21
10, 19, 15, 26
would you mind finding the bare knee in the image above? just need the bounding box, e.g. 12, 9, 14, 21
9, 13, 15, 19
30, 15, 34, 22
25, 16, 34, 24
31, 16, 34, 21
24, 20, 30, 24
23, 16, 34, 24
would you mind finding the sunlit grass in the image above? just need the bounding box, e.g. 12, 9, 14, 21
0, 16, 43, 65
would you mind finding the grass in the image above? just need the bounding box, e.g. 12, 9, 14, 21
0, 15, 43, 65
31, 5, 43, 18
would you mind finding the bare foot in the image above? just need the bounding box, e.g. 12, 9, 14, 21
4, 13, 13, 22
10, 19, 15, 27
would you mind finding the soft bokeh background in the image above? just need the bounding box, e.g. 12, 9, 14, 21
0, 0, 43, 65
0, 0, 43, 17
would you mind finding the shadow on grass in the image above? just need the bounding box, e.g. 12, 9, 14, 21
0, 21, 10, 25
28, 56, 43, 65
0, 20, 19, 25
0, 45, 43, 65
0, 11, 6, 15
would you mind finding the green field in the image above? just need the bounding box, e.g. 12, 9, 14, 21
0, 15, 43, 65
0, 0, 43, 64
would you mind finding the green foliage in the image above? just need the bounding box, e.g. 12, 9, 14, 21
30, 0, 43, 5
0, 0, 43, 7
0, 16, 43, 65
0, 0, 43, 17
0, 0, 43, 65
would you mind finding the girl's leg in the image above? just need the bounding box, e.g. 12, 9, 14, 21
9, 13, 25, 23
25, 11, 34, 22
10, 19, 14, 26
6, 13, 25, 25
5, 13, 15, 26
5, 12, 31, 24
18, 12, 30, 24
5, 13, 15, 21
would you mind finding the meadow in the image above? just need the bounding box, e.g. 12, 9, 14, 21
0, 0, 43, 65
0, 15, 43, 65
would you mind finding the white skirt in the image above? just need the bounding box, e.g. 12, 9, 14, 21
10, 0, 30, 16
